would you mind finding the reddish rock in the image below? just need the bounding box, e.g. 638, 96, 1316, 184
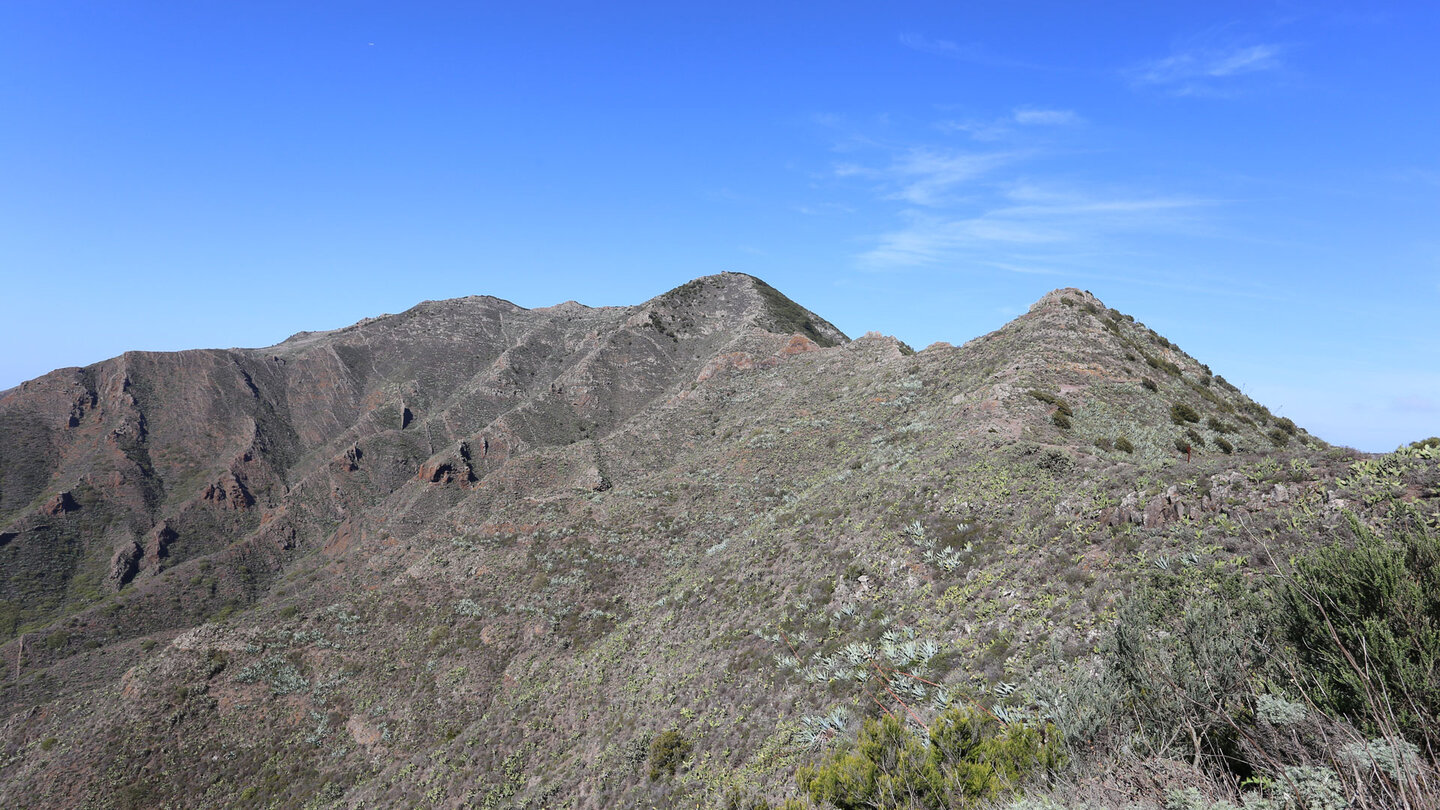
202, 473, 254, 510
419, 441, 478, 486
144, 523, 176, 569
781, 334, 820, 356
697, 352, 756, 382
107, 539, 143, 589
42, 491, 79, 515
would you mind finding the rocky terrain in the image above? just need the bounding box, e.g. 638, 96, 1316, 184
0, 274, 1434, 809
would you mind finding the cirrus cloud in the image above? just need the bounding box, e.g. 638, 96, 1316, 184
1128, 40, 1285, 96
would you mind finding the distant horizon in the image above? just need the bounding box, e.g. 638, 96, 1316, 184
2, 1, 1436, 452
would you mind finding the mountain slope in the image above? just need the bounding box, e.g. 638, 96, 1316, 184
0, 273, 844, 641
0, 277, 1420, 809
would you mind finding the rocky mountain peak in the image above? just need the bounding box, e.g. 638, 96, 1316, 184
1028, 286, 1104, 314
646, 272, 848, 347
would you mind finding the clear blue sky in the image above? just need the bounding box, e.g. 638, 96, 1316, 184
1, 1, 1436, 451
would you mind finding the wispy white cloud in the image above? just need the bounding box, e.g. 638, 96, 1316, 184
860, 184, 1212, 269
832, 148, 1017, 206
1012, 107, 1080, 126
832, 162, 876, 179
935, 119, 1012, 141
1129, 40, 1285, 96
934, 107, 1081, 142
882, 149, 1018, 206
795, 202, 856, 216
819, 106, 1228, 289
898, 33, 969, 58
897, 33, 1043, 70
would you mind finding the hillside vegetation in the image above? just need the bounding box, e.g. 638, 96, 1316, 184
0, 275, 1435, 809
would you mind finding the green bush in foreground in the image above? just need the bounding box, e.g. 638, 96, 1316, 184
1171, 402, 1201, 425
648, 730, 693, 780
1280, 516, 1440, 741
797, 708, 1062, 809
1016, 507, 1440, 808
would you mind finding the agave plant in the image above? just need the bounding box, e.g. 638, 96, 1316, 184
916, 639, 941, 661
930, 687, 953, 712
841, 642, 875, 667
795, 708, 852, 749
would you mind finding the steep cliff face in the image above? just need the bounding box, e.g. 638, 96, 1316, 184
0, 276, 1386, 809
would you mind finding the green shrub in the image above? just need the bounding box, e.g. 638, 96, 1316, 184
1146, 354, 1182, 376
1034, 523, 1440, 804
1185, 429, 1205, 448
1410, 437, 1440, 450
1206, 417, 1232, 433
1214, 437, 1233, 455
648, 729, 692, 780
1036, 574, 1266, 775
1268, 428, 1290, 448
1141, 378, 1159, 393
1174, 437, 1192, 454
797, 708, 1062, 809
1051, 412, 1071, 430
1094, 437, 1113, 451
1171, 402, 1201, 425
1028, 390, 1072, 417
1114, 437, 1135, 454
1274, 417, 1297, 436
1279, 519, 1440, 741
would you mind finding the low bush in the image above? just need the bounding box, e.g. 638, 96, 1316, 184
1171, 402, 1201, 425
1028, 390, 1072, 418
797, 708, 1062, 809
1146, 354, 1182, 376
1279, 517, 1440, 742
1206, 417, 1232, 433
648, 730, 693, 780
1141, 378, 1159, 393
1114, 437, 1135, 454
1025, 514, 1440, 808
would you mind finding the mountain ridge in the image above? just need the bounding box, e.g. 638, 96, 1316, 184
1, 274, 1396, 810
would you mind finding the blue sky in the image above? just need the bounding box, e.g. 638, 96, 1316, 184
1, 1, 1436, 451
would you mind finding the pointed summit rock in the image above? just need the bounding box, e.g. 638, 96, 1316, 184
644, 272, 848, 347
